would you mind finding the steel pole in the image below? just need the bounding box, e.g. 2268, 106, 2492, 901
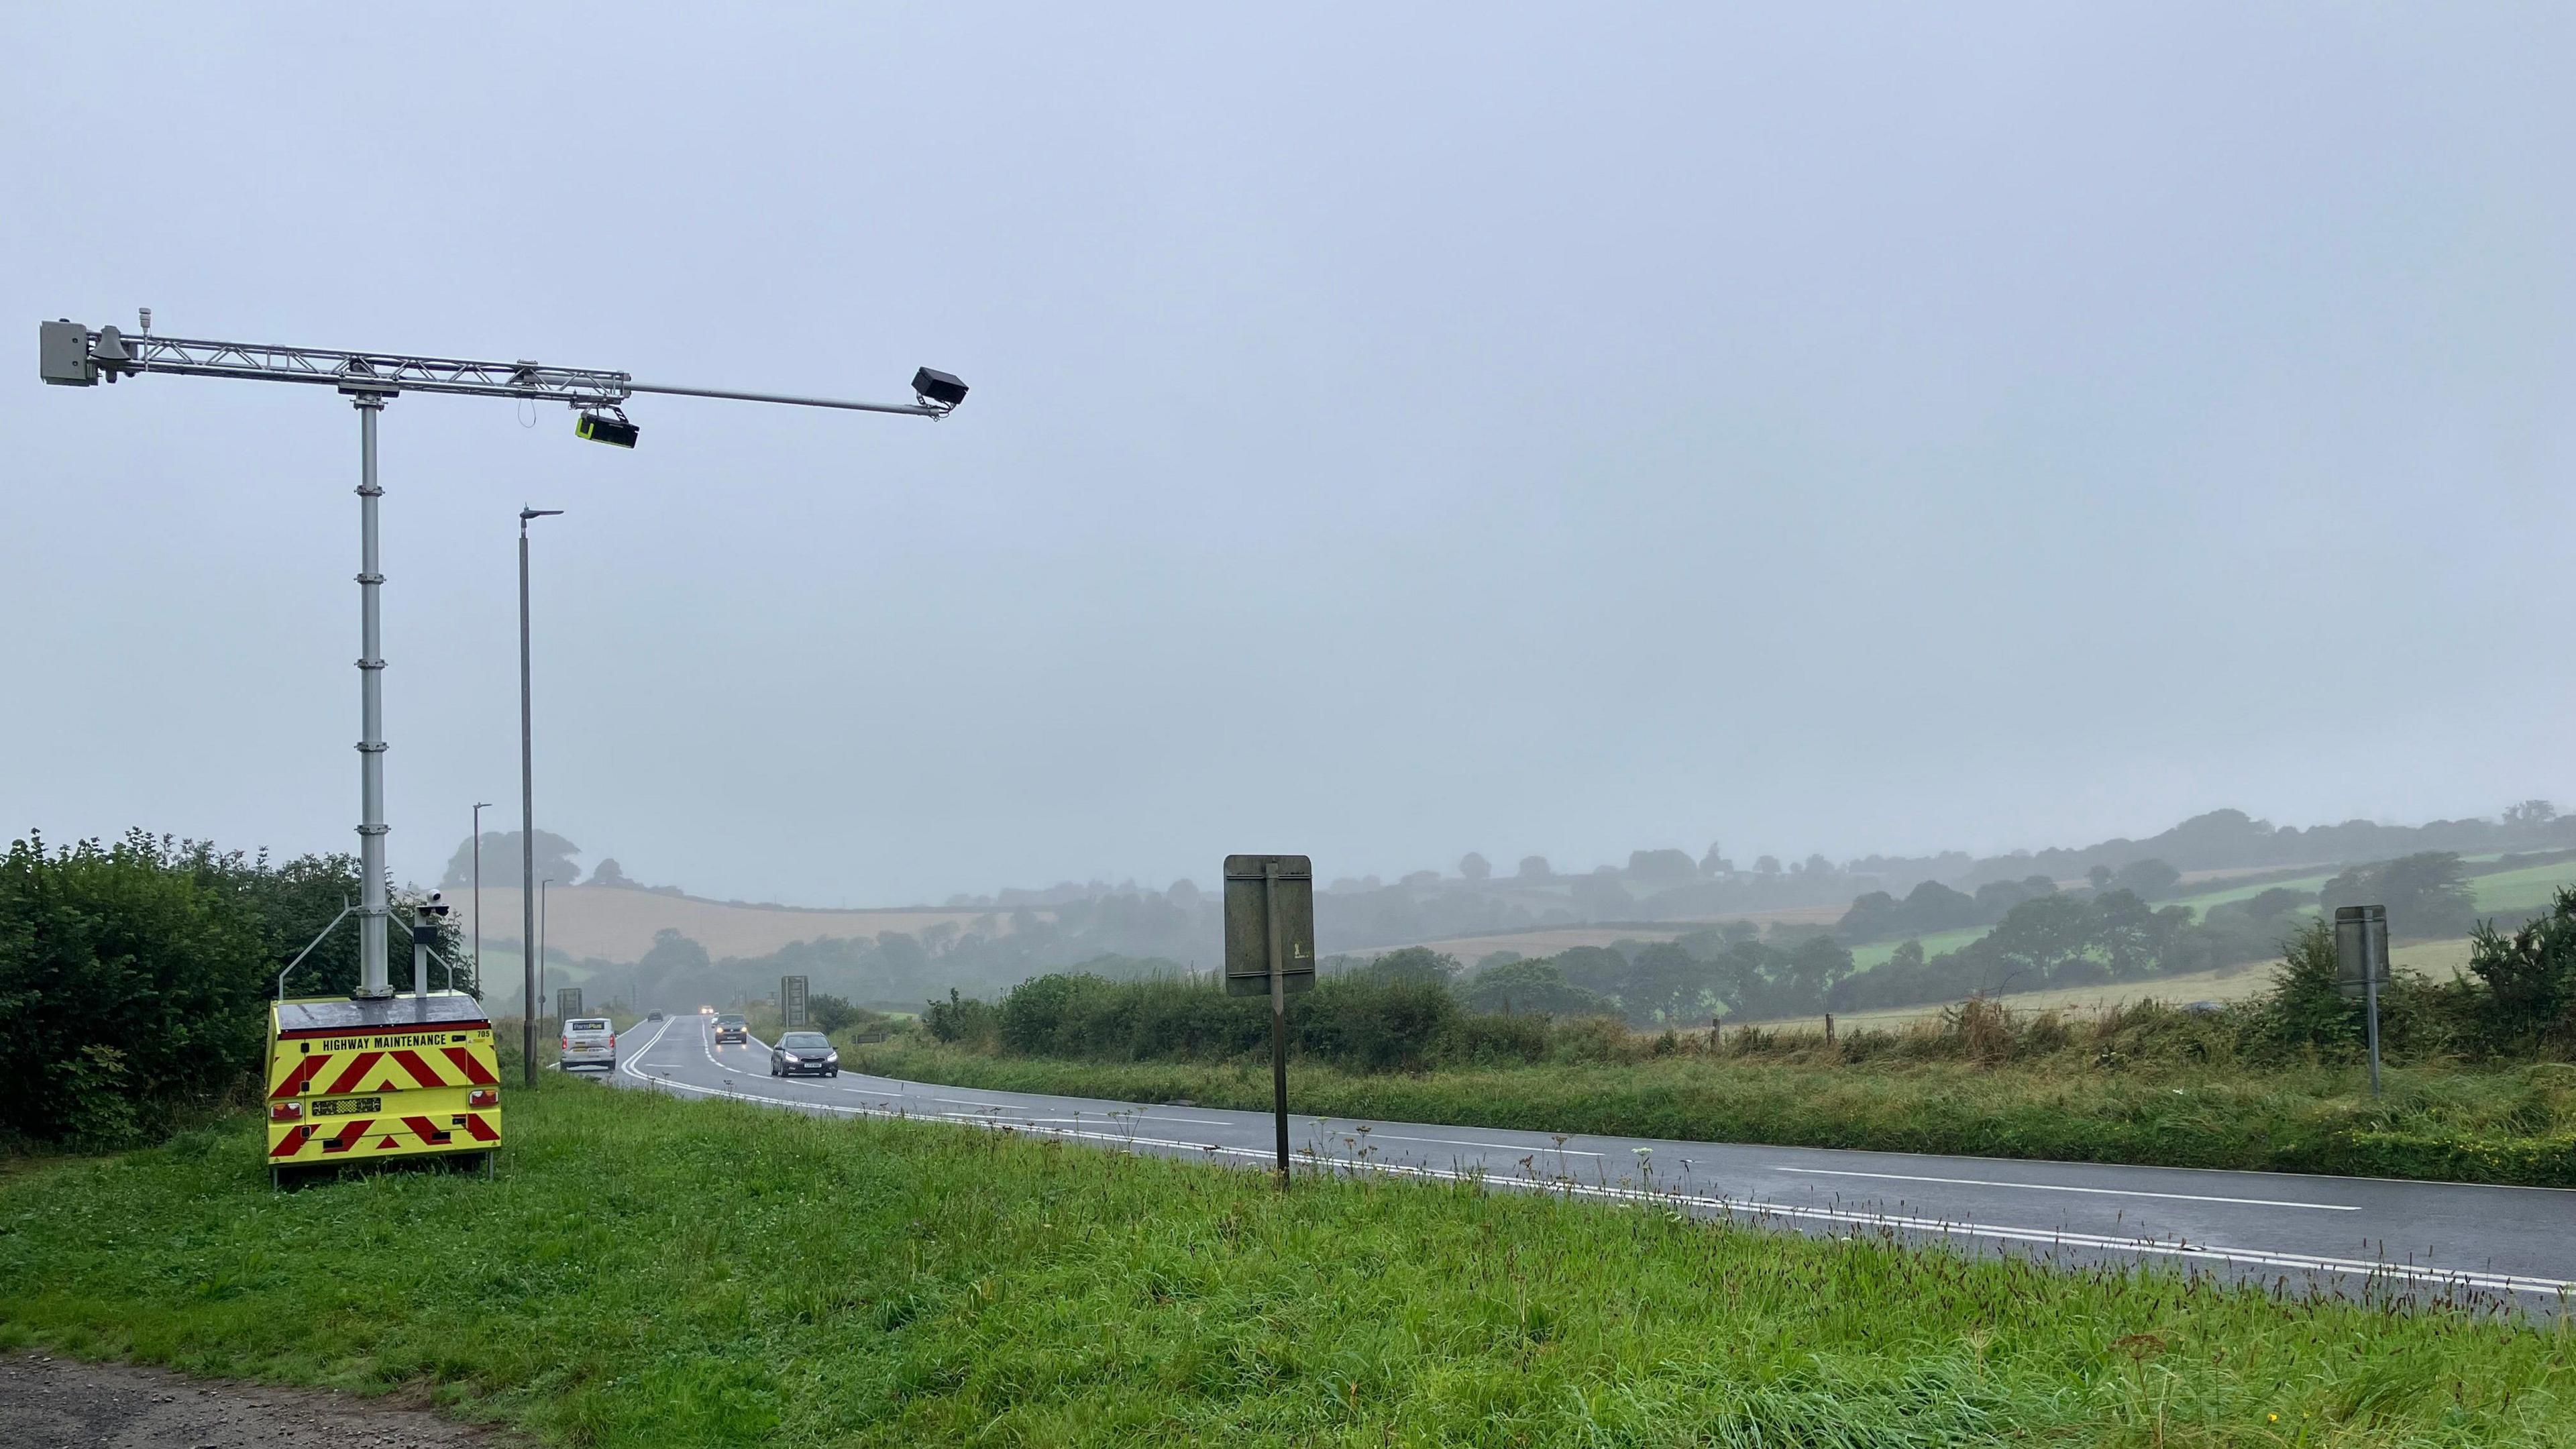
1265, 859, 1289, 1189
2364, 931, 2384, 1097
519, 518, 538, 1084
353, 395, 392, 998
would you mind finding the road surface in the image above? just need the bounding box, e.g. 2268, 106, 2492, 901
603, 1013, 2575, 1309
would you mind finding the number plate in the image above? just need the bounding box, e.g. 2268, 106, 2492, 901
314, 1096, 382, 1117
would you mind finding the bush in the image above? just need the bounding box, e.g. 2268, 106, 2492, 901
2469, 885, 2576, 1046
0, 832, 270, 1146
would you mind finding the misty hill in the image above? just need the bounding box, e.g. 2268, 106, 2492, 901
482, 801, 2576, 1012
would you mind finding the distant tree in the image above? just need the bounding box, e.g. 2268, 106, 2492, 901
1802, 853, 1835, 877
1460, 957, 1605, 1016
1979, 895, 2094, 991
442, 829, 581, 889
2088, 890, 2160, 979
2241, 887, 2309, 920
2319, 852, 2475, 941
589, 857, 631, 888
637, 928, 710, 975
2086, 864, 2114, 891
1902, 879, 1984, 932
1754, 855, 1782, 877
2109, 858, 2182, 900
1458, 852, 1491, 881
1474, 949, 1523, 969
1837, 890, 1902, 942
1517, 855, 1552, 879
2021, 874, 2057, 896
1399, 869, 1442, 890
1167, 879, 1201, 908
1974, 878, 2042, 919
1620, 942, 1709, 1024
1627, 849, 1698, 885
2504, 799, 2559, 827
1358, 946, 1460, 987
1552, 946, 1631, 998
1700, 842, 1728, 876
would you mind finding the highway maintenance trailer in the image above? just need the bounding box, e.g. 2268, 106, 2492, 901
266, 992, 501, 1183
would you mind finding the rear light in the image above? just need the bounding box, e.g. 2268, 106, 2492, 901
270, 1102, 303, 1122
559, 1036, 570, 1051
468, 1088, 499, 1108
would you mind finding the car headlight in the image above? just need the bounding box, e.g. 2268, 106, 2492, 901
824, 1051, 838, 1062
780, 1053, 800, 1064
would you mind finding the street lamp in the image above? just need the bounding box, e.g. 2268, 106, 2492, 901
519, 506, 564, 1083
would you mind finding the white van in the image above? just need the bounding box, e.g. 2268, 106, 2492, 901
559, 1017, 616, 1071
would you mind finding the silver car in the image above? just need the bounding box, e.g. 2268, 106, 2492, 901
559, 1016, 616, 1071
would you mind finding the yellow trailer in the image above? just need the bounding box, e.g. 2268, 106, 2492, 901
266, 992, 500, 1183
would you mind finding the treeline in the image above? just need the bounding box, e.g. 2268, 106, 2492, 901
1836, 860, 2180, 945
1, 830, 470, 1148
908, 894, 2576, 1077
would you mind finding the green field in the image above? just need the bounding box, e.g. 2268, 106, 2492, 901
2474, 861, 2576, 918
1842, 857, 2576, 979
4, 1075, 2572, 1446
848, 1036, 2576, 1185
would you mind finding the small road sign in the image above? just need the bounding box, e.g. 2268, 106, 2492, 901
2333, 904, 2389, 1095
1224, 855, 1316, 998
556, 987, 583, 1021
781, 975, 809, 1028
1225, 854, 1316, 1188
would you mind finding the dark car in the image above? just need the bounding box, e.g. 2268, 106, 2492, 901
645, 1009, 664, 1022
712, 1013, 749, 1045
770, 1030, 839, 1078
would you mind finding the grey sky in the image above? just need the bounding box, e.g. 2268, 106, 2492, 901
5, 6, 2572, 906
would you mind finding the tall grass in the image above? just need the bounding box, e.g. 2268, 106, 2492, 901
3, 1075, 2571, 1446
851, 1000, 2576, 1185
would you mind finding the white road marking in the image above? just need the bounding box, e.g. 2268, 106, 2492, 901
1774, 1167, 2360, 1212
1352, 1130, 1606, 1159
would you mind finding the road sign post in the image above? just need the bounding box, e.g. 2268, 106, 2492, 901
2333, 904, 2390, 1095
1224, 855, 1314, 1187
555, 986, 583, 1022
781, 975, 809, 1029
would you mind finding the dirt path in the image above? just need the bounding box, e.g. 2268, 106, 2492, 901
0, 1352, 507, 1448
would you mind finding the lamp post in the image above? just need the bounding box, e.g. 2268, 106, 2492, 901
472, 800, 492, 991
519, 506, 564, 1085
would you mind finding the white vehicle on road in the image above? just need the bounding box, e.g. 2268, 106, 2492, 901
559, 1017, 616, 1071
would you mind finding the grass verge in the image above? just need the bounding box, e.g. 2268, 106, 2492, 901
5, 1075, 2573, 1445
846, 1040, 2576, 1186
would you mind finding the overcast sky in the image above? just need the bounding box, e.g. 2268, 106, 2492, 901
5, 6, 2572, 906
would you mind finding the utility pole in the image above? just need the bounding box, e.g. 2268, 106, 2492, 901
519, 508, 560, 1085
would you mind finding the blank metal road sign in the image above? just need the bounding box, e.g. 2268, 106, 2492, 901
781, 975, 809, 1028
1224, 855, 1316, 998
